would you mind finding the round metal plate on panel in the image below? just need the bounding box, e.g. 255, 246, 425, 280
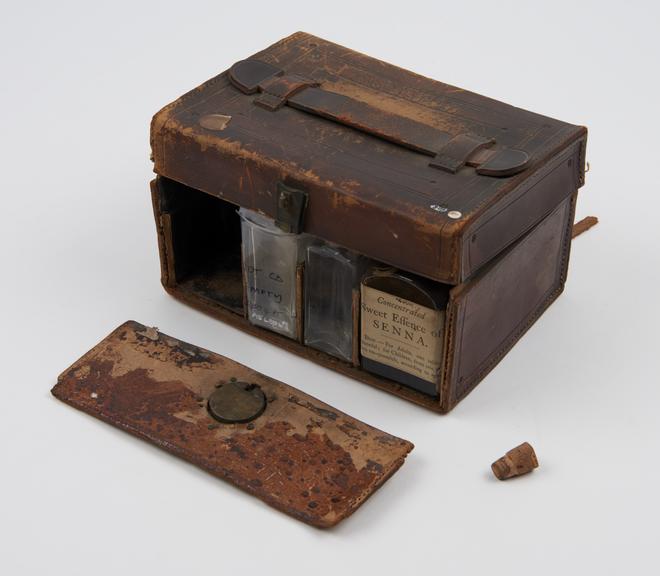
207, 380, 267, 424
447, 210, 463, 219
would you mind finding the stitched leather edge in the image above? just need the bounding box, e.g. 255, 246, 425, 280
447, 192, 577, 408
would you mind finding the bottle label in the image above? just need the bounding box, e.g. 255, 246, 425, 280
360, 285, 444, 384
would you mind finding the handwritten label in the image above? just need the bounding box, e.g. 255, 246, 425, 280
245, 265, 295, 335
360, 285, 444, 384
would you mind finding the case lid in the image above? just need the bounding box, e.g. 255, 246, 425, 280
151, 32, 586, 284
52, 321, 413, 528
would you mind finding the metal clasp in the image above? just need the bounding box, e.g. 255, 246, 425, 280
276, 182, 308, 234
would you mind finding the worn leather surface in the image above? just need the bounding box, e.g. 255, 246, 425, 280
51, 321, 413, 527
151, 31, 586, 284
229, 59, 529, 177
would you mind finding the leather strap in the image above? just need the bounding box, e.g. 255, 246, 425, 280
254, 74, 319, 110
290, 86, 448, 154
429, 134, 494, 173
229, 59, 530, 177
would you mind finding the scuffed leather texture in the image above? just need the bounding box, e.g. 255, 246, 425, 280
229, 59, 529, 177
150, 31, 587, 285
51, 321, 414, 528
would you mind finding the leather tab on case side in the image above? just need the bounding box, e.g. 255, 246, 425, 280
571, 215, 598, 238
229, 59, 283, 93
276, 181, 308, 233
51, 321, 414, 528
475, 147, 530, 177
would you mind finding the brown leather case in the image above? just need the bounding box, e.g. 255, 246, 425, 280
149, 32, 586, 412
51, 321, 413, 528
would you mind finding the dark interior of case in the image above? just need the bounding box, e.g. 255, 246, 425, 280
158, 177, 244, 315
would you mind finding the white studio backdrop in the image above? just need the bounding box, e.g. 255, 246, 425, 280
1, 1, 659, 575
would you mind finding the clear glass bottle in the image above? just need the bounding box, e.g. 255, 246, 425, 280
304, 242, 366, 362
360, 267, 449, 396
239, 208, 307, 339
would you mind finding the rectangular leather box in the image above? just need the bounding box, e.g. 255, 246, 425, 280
149, 32, 587, 412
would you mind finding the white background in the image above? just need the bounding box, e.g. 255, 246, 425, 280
2, 1, 659, 574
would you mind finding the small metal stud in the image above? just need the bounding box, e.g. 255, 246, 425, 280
447, 210, 463, 219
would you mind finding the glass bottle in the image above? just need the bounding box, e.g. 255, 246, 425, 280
360, 267, 449, 396
239, 208, 307, 339
304, 242, 366, 362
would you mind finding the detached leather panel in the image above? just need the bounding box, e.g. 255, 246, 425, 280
52, 321, 413, 528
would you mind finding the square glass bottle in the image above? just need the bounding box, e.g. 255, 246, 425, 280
304, 243, 366, 362
239, 208, 308, 339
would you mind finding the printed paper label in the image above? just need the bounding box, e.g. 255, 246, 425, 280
360, 285, 444, 384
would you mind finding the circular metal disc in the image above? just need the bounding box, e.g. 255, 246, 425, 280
207, 381, 266, 424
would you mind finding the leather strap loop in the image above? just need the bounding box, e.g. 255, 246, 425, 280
254, 74, 319, 110
429, 134, 495, 173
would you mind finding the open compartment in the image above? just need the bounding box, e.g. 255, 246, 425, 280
151, 176, 576, 412
154, 177, 244, 315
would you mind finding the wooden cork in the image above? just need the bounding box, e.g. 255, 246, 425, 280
491, 442, 539, 480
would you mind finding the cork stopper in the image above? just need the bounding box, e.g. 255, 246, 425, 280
491, 442, 539, 480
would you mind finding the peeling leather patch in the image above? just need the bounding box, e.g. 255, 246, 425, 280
52, 321, 413, 527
